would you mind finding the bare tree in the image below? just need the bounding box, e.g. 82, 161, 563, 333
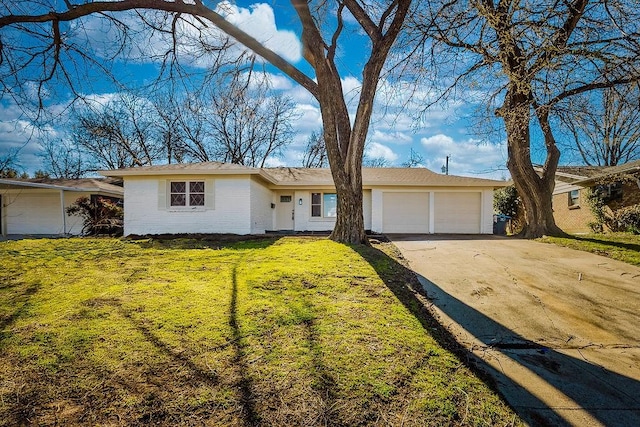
417, 0, 640, 237
71, 93, 161, 170
363, 156, 392, 168
558, 85, 640, 166
402, 147, 424, 167
39, 137, 87, 178
205, 72, 297, 167
0, 166, 28, 179
0, 155, 18, 177
152, 95, 187, 165
301, 130, 328, 168
0, 0, 412, 244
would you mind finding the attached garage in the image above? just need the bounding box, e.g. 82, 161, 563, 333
434, 192, 482, 233
382, 192, 429, 233
5, 193, 63, 234
0, 178, 123, 236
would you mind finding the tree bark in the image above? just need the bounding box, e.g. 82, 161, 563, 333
292, 0, 410, 245
500, 88, 565, 238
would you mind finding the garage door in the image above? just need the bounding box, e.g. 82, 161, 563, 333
6, 193, 62, 234
382, 192, 429, 233
434, 192, 481, 233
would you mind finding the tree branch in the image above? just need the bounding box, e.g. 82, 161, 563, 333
0, 0, 319, 98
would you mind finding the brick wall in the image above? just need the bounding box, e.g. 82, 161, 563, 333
553, 181, 640, 234
552, 189, 595, 234
608, 182, 640, 210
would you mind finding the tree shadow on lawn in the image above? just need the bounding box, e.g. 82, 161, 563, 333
570, 235, 640, 253
354, 243, 640, 427
229, 263, 260, 426
0, 282, 40, 345
129, 235, 279, 251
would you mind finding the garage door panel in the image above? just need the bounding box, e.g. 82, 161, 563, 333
6, 193, 62, 234
434, 192, 481, 234
383, 192, 429, 233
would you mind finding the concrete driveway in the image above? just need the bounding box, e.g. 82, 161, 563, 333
390, 235, 640, 427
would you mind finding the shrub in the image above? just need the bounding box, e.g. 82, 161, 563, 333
586, 188, 607, 233
66, 196, 124, 236
610, 204, 640, 234
493, 185, 523, 234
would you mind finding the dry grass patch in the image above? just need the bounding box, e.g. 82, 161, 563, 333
0, 237, 521, 426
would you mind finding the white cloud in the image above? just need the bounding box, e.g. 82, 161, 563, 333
292, 104, 322, 134
0, 103, 56, 172
420, 133, 508, 179
262, 156, 287, 167
71, 2, 302, 68
220, 2, 301, 63
341, 76, 362, 99
369, 129, 413, 145
366, 142, 398, 163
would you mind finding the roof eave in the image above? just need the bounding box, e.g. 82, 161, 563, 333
573, 165, 640, 185
100, 168, 266, 178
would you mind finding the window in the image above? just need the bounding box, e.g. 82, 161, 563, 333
594, 182, 623, 202
323, 193, 337, 217
311, 192, 337, 218
311, 193, 322, 217
280, 195, 292, 203
568, 189, 580, 207
170, 181, 205, 207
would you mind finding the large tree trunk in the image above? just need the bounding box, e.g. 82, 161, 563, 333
292, 1, 410, 245
501, 90, 565, 238
331, 166, 367, 243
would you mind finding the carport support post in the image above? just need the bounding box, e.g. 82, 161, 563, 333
60, 190, 66, 235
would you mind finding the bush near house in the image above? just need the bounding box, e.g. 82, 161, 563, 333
66, 196, 123, 236
608, 204, 640, 234
493, 185, 524, 234
586, 188, 640, 234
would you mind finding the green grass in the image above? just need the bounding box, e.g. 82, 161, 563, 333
0, 237, 521, 426
539, 233, 640, 267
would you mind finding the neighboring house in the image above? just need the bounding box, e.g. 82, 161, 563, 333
0, 178, 124, 236
549, 160, 640, 233
101, 162, 508, 236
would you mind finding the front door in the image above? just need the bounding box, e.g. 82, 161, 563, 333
275, 194, 294, 230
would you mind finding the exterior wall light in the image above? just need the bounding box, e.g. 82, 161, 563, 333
298, 198, 303, 205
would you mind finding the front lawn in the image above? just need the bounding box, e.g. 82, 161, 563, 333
0, 237, 520, 426
539, 233, 640, 267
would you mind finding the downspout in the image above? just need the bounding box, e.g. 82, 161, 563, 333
60, 189, 67, 235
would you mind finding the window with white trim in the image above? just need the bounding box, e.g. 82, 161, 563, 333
311, 192, 337, 218
568, 189, 580, 207
170, 181, 205, 207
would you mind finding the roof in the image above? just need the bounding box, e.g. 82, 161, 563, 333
554, 165, 605, 182
101, 162, 509, 188
265, 167, 509, 187
581, 159, 640, 183
0, 178, 124, 195
549, 160, 640, 186
101, 161, 278, 184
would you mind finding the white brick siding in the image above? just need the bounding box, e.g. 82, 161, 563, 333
124, 176, 252, 235
250, 178, 275, 234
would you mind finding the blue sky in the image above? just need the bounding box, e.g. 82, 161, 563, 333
0, 1, 517, 179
